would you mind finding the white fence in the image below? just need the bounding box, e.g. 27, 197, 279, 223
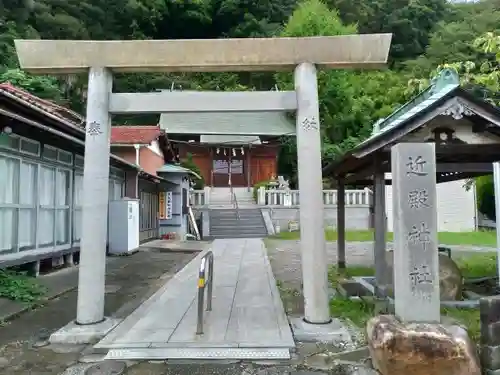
189, 187, 372, 207
190, 189, 207, 206
257, 188, 372, 206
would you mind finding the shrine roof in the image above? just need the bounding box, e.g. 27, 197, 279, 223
159, 111, 294, 136
323, 68, 500, 185
199, 135, 261, 145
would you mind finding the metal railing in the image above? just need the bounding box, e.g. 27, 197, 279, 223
232, 191, 240, 220
196, 251, 214, 335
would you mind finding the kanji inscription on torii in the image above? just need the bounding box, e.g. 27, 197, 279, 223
391, 142, 440, 323
87, 121, 103, 136
301, 116, 319, 131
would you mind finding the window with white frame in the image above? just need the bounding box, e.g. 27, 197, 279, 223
109, 179, 124, 200
0, 155, 19, 254
38, 165, 71, 248
0, 155, 38, 254
72, 170, 124, 243
56, 169, 71, 245
75, 155, 84, 169
73, 173, 83, 242
1, 134, 40, 157
19, 161, 37, 250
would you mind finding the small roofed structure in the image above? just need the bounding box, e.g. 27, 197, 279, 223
157, 163, 202, 181
160, 111, 292, 188
323, 68, 500, 294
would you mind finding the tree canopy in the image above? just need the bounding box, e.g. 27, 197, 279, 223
1, 0, 499, 192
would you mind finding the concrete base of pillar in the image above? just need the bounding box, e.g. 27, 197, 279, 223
290, 317, 352, 345
49, 318, 121, 345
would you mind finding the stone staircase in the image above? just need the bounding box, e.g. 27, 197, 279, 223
207, 188, 266, 238
209, 187, 257, 209
209, 187, 235, 209
233, 188, 258, 208
209, 208, 268, 238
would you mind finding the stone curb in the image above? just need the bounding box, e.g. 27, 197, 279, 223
0, 284, 78, 323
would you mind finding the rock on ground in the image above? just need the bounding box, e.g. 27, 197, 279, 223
366, 314, 480, 375
385, 251, 464, 300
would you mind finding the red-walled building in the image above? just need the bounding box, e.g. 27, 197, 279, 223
110, 125, 169, 176
158, 111, 295, 188
175, 136, 280, 188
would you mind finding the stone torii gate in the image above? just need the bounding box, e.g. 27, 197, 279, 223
15, 35, 391, 331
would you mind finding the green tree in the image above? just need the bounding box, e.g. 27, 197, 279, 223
275, 0, 409, 181
412, 32, 500, 220
274, 0, 357, 179
327, 0, 450, 63
405, 0, 500, 77
0, 69, 63, 100
180, 153, 205, 189
407, 32, 500, 104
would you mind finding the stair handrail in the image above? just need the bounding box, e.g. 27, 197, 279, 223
187, 206, 201, 240
232, 191, 240, 220
196, 251, 214, 335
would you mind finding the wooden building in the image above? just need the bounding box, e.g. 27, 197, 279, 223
159, 111, 295, 188
175, 135, 280, 188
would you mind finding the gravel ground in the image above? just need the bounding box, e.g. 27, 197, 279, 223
264, 240, 378, 290
264, 239, 489, 317
264, 239, 493, 290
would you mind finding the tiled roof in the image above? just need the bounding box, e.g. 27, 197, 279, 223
200, 135, 261, 145
157, 163, 202, 180
0, 82, 85, 127
354, 68, 461, 150
111, 125, 161, 145
159, 111, 295, 136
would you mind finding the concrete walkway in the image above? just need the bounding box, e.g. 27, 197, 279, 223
96, 238, 295, 360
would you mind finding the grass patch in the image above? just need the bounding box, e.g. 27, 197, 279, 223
330, 298, 374, 328
328, 265, 375, 289
327, 253, 491, 341
442, 307, 480, 342
271, 229, 497, 247
328, 265, 376, 328
0, 270, 46, 303
455, 252, 498, 279
273, 230, 377, 242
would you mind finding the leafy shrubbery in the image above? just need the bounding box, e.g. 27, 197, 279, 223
476, 175, 495, 221
253, 180, 271, 202
0, 270, 46, 303
180, 153, 205, 190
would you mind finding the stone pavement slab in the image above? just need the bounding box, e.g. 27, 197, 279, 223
96, 239, 295, 360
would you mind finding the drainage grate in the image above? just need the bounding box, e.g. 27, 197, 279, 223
106, 348, 291, 360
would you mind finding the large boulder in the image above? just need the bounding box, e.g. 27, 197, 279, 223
385, 251, 463, 300
366, 315, 480, 375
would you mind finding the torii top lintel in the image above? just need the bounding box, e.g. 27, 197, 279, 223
14, 34, 392, 74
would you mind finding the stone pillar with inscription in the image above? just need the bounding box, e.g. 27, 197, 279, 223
76, 67, 113, 325
391, 142, 440, 323
294, 62, 330, 324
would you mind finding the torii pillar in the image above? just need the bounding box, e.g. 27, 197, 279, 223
14, 35, 391, 340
